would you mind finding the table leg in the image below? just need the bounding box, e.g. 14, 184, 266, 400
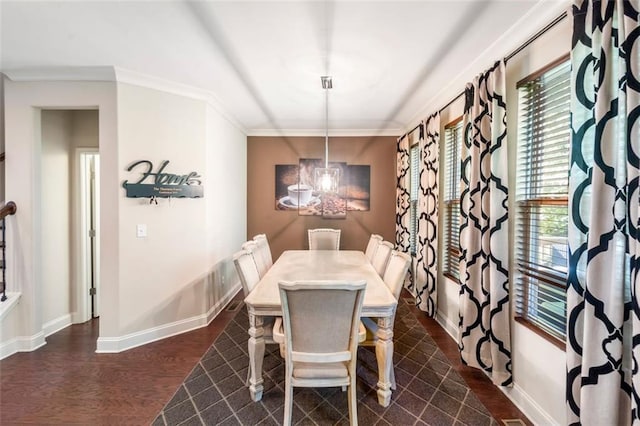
375, 315, 394, 407
247, 312, 265, 401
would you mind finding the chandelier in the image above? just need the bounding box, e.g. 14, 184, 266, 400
314, 76, 340, 193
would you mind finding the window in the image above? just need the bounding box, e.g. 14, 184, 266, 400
443, 119, 463, 281
515, 57, 571, 342
409, 143, 419, 255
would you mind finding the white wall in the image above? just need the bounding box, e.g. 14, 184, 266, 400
2, 80, 118, 355
116, 83, 210, 336
97, 80, 246, 351
40, 110, 72, 330
1, 75, 247, 357
435, 18, 571, 426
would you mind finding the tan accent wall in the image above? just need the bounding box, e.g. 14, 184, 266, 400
247, 136, 397, 260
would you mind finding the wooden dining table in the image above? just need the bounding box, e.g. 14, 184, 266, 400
243, 249, 398, 407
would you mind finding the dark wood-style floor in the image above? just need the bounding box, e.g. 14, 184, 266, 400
0, 292, 530, 425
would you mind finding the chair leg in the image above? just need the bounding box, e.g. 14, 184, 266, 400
283, 379, 293, 426
348, 376, 358, 426
390, 365, 396, 390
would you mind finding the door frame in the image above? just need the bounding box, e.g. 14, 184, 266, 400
73, 147, 99, 323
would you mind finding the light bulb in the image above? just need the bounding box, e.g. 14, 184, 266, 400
321, 173, 332, 192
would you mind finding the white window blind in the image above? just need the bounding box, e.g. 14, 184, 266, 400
515, 58, 571, 341
410, 144, 419, 255
443, 120, 462, 281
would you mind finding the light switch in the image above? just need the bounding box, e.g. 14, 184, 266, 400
136, 224, 147, 238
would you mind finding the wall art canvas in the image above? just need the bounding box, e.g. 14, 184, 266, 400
346, 165, 370, 211
275, 160, 370, 218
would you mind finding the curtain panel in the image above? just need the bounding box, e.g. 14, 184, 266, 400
566, 1, 640, 424
458, 60, 512, 386
415, 113, 440, 315
396, 134, 411, 255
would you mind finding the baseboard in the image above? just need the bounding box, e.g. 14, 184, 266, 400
435, 311, 459, 343
43, 314, 72, 337
500, 383, 560, 425
96, 283, 241, 353
0, 331, 46, 360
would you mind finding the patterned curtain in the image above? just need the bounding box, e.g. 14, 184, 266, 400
415, 113, 440, 315
396, 134, 411, 254
458, 60, 512, 386
566, 1, 640, 424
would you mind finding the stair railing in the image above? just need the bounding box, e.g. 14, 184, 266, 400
0, 201, 17, 302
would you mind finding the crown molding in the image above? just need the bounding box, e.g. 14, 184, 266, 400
1, 65, 247, 135
2, 66, 116, 82
246, 128, 402, 137
112, 67, 246, 134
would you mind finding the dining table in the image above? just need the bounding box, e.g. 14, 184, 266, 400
243, 249, 398, 407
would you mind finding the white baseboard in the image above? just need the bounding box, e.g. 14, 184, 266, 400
0, 331, 46, 360
96, 283, 241, 353
435, 311, 459, 343
43, 314, 72, 337
500, 383, 560, 425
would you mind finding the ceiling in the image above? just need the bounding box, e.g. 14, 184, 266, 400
0, 0, 568, 135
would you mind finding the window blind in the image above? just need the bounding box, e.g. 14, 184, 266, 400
443, 120, 462, 281
515, 59, 570, 341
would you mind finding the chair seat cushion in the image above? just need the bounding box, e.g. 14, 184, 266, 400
293, 361, 348, 379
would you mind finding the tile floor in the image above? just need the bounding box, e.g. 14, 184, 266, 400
154, 299, 499, 426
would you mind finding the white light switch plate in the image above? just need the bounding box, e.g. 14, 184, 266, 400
136, 224, 147, 238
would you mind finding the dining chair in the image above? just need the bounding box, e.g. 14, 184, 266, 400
253, 233, 273, 268
241, 240, 270, 278
307, 228, 341, 250
360, 250, 411, 389
370, 240, 393, 276
232, 249, 283, 381
278, 279, 366, 426
364, 234, 383, 262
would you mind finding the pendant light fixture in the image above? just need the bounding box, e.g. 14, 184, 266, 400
314, 76, 340, 193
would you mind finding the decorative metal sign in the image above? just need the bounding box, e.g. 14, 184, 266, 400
123, 160, 203, 198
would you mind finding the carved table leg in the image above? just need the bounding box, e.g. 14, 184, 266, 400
247, 312, 265, 401
375, 315, 394, 407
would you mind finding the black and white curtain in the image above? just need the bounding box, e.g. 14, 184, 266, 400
415, 113, 440, 315
458, 60, 512, 386
396, 134, 411, 254
566, 1, 640, 424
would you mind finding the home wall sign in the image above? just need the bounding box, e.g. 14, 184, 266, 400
123, 160, 203, 198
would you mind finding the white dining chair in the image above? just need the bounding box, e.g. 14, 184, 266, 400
307, 228, 341, 250
277, 279, 366, 426
232, 249, 283, 382
364, 234, 383, 262
253, 233, 273, 268
370, 240, 393, 276
360, 250, 411, 389
241, 240, 270, 278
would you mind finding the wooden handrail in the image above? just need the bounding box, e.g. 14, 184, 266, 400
0, 201, 17, 220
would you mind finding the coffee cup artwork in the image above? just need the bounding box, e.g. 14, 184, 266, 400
287, 184, 313, 206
